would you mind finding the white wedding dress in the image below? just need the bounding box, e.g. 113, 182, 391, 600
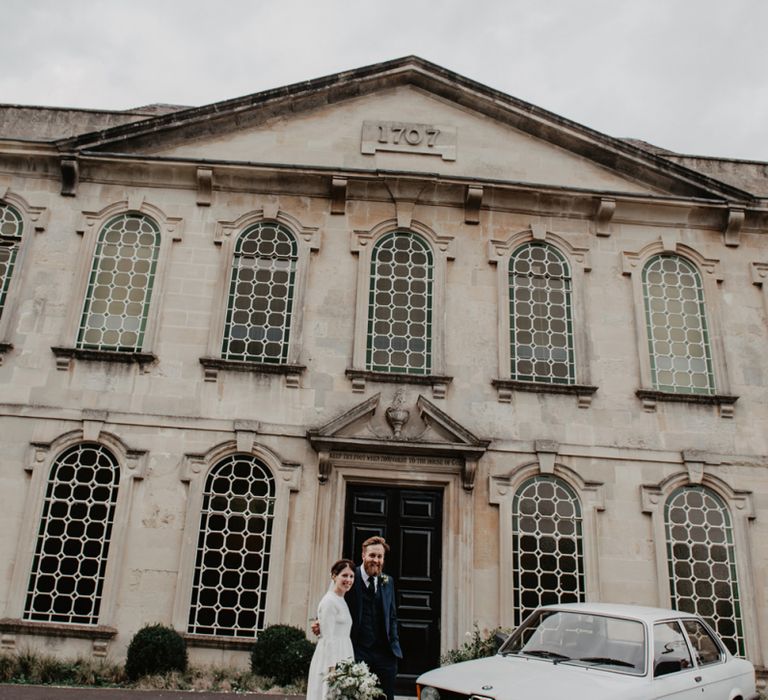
306, 591, 354, 700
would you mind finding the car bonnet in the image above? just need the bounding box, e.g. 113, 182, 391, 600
418, 654, 645, 699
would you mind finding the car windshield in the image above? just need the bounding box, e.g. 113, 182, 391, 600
500, 610, 646, 675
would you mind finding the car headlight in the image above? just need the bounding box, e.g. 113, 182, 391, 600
419, 686, 441, 700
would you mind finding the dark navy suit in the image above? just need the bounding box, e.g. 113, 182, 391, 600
345, 565, 402, 700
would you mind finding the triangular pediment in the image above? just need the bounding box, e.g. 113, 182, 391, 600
307, 391, 490, 490
58, 57, 753, 203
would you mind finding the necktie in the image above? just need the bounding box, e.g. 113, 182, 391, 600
367, 576, 375, 594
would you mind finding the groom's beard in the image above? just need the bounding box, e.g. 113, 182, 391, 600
363, 561, 382, 577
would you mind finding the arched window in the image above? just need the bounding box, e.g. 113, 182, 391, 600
77, 213, 160, 352
188, 454, 276, 637
665, 486, 744, 655
0, 203, 23, 321
512, 476, 585, 626
222, 222, 298, 364
509, 242, 575, 384
367, 231, 433, 374
24, 444, 120, 625
642, 255, 714, 394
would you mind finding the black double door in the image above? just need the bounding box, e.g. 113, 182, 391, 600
343, 484, 443, 696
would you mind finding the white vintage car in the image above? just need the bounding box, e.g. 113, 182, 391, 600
417, 603, 758, 700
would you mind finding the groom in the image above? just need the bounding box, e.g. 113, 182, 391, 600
346, 536, 402, 700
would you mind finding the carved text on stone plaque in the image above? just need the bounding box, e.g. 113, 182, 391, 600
361, 121, 457, 161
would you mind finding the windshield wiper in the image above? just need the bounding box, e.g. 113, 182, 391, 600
577, 656, 635, 668
521, 649, 571, 663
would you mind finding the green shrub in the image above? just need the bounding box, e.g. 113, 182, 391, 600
125, 624, 188, 680
250, 624, 314, 686
441, 624, 510, 665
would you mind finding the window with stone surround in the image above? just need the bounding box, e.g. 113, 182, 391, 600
24, 444, 120, 625
366, 230, 433, 375
187, 454, 276, 637
489, 228, 594, 405
622, 241, 735, 414
221, 222, 297, 364
200, 209, 319, 384
642, 254, 714, 395
512, 475, 585, 626
664, 486, 744, 656
348, 219, 453, 397
76, 213, 160, 352
0, 203, 23, 323
508, 242, 575, 384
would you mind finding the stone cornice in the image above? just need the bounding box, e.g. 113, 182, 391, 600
4, 149, 768, 226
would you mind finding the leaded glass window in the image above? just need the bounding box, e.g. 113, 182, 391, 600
512, 476, 585, 626
642, 255, 714, 394
509, 243, 574, 384
188, 455, 276, 637
367, 231, 433, 374
222, 222, 297, 363
0, 203, 23, 322
77, 213, 160, 351
24, 444, 120, 625
664, 486, 744, 656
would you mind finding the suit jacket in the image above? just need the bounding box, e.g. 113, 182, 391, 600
345, 565, 402, 659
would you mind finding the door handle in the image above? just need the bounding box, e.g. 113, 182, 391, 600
694, 676, 702, 682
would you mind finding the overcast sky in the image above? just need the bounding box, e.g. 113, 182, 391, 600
2, 0, 766, 161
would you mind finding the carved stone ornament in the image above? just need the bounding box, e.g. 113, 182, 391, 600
385, 388, 410, 437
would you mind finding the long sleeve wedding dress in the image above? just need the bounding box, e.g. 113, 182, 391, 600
305, 591, 354, 700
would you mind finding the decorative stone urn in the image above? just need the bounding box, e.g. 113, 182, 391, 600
385, 389, 410, 438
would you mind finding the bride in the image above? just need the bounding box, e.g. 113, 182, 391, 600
306, 559, 356, 700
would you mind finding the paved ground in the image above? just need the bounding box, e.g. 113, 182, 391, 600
0, 686, 303, 700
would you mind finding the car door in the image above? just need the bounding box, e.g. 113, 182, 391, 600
650, 621, 702, 699
680, 619, 731, 700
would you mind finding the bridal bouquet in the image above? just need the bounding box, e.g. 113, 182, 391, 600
325, 658, 383, 700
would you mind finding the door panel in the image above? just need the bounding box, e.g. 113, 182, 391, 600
344, 484, 443, 696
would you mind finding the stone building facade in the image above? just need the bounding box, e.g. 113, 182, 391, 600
0, 57, 766, 687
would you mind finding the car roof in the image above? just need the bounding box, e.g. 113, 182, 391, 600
539, 602, 700, 624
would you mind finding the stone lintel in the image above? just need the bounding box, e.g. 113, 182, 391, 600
309, 442, 481, 490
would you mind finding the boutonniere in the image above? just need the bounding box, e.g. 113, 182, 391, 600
380, 575, 389, 586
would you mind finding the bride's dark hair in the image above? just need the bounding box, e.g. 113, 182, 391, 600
330, 558, 355, 576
